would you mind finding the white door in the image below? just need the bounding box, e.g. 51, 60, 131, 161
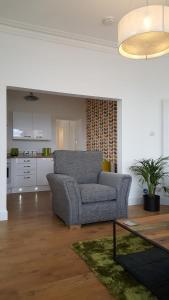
74, 119, 85, 150
33, 113, 51, 140
13, 112, 33, 139
68, 121, 76, 150
56, 120, 78, 150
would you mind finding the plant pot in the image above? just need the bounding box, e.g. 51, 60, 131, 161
143, 194, 160, 212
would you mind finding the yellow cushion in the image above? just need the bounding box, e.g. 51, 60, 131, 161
102, 160, 111, 172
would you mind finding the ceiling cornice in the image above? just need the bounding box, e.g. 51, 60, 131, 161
0, 17, 118, 54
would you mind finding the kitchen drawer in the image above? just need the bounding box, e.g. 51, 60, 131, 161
15, 164, 36, 172
16, 168, 35, 176
14, 174, 36, 187
15, 158, 36, 167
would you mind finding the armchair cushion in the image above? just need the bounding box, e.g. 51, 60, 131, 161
79, 183, 117, 204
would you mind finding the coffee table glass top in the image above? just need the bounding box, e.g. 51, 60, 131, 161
116, 214, 169, 251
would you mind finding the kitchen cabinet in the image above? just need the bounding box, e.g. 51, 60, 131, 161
11, 158, 36, 192
10, 157, 54, 193
14, 174, 36, 188
13, 112, 33, 139
12, 112, 51, 140
33, 113, 51, 140
37, 158, 53, 186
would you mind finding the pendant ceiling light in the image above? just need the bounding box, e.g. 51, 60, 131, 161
118, 4, 169, 59
24, 92, 39, 101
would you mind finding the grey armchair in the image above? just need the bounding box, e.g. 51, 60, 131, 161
47, 150, 132, 226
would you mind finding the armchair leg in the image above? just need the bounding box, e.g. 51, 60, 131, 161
68, 225, 81, 230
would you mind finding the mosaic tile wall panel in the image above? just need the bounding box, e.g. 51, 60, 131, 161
86, 99, 117, 171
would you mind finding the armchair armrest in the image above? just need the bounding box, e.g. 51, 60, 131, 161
98, 172, 132, 218
47, 173, 81, 225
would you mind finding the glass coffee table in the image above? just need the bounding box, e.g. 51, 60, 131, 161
113, 214, 169, 300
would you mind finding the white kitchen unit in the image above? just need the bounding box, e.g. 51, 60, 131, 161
10, 157, 53, 193
13, 112, 33, 139
12, 112, 51, 140
33, 113, 52, 140
37, 158, 54, 187
11, 158, 36, 193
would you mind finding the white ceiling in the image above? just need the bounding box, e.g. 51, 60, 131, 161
0, 0, 167, 46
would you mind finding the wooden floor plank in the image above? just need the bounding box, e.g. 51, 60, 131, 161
0, 191, 168, 300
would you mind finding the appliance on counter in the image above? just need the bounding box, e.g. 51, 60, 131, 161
23, 151, 37, 157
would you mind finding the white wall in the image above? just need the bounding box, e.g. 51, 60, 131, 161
0, 85, 7, 220
0, 29, 169, 219
7, 90, 87, 153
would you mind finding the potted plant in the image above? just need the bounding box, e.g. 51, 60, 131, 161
130, 157, 169, 211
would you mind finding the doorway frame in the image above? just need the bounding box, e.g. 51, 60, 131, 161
1, 84, 122, 221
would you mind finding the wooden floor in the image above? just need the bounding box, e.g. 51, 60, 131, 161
0, 192, 169, 300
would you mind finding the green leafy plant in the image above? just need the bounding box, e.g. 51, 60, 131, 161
130, 157, 169, 197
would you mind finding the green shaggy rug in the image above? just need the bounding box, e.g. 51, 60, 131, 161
73, 234, 157, 300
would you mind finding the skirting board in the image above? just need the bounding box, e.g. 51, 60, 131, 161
160, 195, 169, 205
128, 197, 143, 206
0, 210, 8, 221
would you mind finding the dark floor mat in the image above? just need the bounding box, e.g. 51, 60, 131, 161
116, 247, 169, 300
